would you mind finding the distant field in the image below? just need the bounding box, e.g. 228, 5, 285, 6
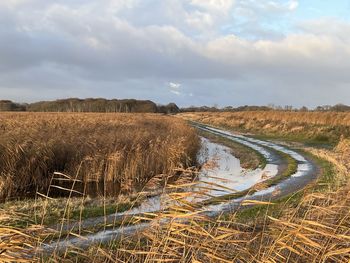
180, 111, 350, 144
0, 112, 199, 200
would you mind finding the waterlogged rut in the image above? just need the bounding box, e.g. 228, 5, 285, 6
43, 124, 318, 253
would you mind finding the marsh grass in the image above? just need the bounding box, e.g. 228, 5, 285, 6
6, 139, 340, 262
180, 111, 350, 145
1, 114, 350, 262
33, 135, 349, 263
43, 139, 349, 263
0, 112, 200, 200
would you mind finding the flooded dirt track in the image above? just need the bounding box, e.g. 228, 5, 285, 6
41, 123, 319, 254
194, 124, 318, 216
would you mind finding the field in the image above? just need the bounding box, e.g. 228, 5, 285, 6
180, 111, 350, 145
0, 111, 350, 262
0, 112, 200, 200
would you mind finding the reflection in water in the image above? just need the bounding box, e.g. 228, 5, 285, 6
49, 179, 121, 198
201, 126, 313, 179
187, 138, 278, 202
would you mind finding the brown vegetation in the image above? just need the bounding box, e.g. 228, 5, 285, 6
0, 112, 199, 200
180, 111, 350, 144
1, 111, 350, 262
181, 103, 350, 112
42, 138, 349, 262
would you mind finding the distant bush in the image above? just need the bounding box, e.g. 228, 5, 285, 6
0, 100, 26, 111
157, 103, 180, 114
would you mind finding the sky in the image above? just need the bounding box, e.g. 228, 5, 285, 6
1, 0, 350, 107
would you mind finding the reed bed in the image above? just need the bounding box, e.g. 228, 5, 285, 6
44, 138, 350, 262
0, 112, 200, 200
1, 112, 350, 262
180, 111, 350, 144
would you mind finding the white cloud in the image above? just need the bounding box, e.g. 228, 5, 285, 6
168, 82, 182, 96
288, 1, 299, 11
169, 82, 181, 89
298, 18, 350, 42
190, 0, 235, 14
185, 10, 214, 30
0, 1, 349, 107
170, 90, 181, 95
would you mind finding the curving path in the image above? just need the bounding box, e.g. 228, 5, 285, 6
41, 123, 319, 254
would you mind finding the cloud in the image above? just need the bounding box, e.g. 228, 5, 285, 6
298, 18, 350, 41
190, 0, 235, 14
226, 0, 300, 40
288, 1, 299, 11
169, 82, 182, 96
169, 82, 181, 90
170, 90, 181, 96
185, 10, 214, 30
0, 0, 349, 107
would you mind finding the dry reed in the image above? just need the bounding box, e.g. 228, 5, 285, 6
48, 138, 350, 262
179, 111, 350, 143
0, 112, 200, 200
1, 112, 350, 262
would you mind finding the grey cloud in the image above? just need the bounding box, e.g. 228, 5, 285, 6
0, 0, 349, 107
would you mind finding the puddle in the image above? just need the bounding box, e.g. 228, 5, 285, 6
199, 125, 313, 181
186, 138, 278, 202
195, 125, 316, 215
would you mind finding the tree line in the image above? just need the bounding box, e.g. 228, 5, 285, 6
2, 98, 350, 113
0, 98, 180, 114
181, 104, 350, 112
